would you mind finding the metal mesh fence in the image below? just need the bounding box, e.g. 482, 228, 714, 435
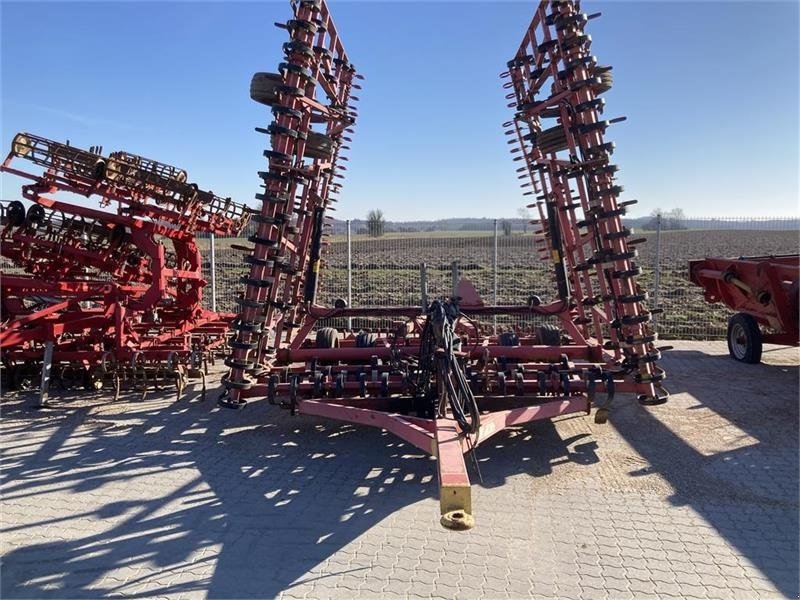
2, 203, 796, 341
200, 216, 798, 341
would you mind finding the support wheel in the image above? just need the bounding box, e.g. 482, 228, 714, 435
727, 313, 762, 364
537, 323, 561, 346
355, 331, 377, 348
498, 331, 519, 347
316, 327, 339, 349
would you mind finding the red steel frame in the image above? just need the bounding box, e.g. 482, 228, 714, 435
690, 255, 800, 347
222, 0, 669, 528
0, 133, 249, 398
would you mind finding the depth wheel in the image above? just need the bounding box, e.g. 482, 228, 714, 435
316, 327, 339, 349
727, 313, 762, 364
537, 323, 561, 346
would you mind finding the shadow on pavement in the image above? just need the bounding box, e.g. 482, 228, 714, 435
1, 385, 597, 598
611, 349, 799, 597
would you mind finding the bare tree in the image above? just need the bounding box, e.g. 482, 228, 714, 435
366, 209, 386, 237
645, 208, 687, 231
516, 207, 532, 233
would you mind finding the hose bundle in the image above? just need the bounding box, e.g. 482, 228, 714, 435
412, 300, 480, 436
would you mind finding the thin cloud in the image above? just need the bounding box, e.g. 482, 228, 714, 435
25, 104, 145, 131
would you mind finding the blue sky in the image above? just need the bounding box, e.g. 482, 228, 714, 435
2, 1, 798, 220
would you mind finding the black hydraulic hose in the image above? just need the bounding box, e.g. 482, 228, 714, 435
431, 300, 480, 436
303, 207, 325, 302
547, 201, 571, 301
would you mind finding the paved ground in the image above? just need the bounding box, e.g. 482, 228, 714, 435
1, 341, 798, 599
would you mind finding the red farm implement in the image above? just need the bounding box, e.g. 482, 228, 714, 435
690, 255, 800, 363
0, 133, 249, 403
221, 0, 668, 528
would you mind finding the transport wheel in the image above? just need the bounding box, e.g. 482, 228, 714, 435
305, 131, 336, 160
316, 327, 339, 349
531, 125, 569, 154
727, 313, 762, 364
592, 68, 613, 94
250, 73, 282, 106
537, 323, 561, 346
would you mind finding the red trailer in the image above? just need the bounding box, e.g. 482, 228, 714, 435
689, 255, 800, 363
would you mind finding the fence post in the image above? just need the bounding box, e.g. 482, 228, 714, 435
346, 219, 352, 331
652, 213, 662, 325
210, 233, 217, 313
451, 260, 459, 298
419, 262, 428, 311
493, 218, 499, 334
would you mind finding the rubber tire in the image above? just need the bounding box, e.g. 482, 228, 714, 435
592, 69, 613, 95
26, 204, 46, 227
538, 323, 561, 346
789, 280, 799, 326
316, 327, 339, 349
727, 313, 762, 364
250, 73, 282, 106
498, 332, 519, 347
5, 201, 25, 227
533, 125, 568, 154
355, 331, 377, 348
305, 131, 335, 160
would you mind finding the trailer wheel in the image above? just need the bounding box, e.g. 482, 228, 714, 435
727, 313, 762, 364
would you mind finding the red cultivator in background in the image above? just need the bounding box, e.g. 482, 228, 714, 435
223, 0, 668, 528
690, 255, 799, 363
0, 133, 249, 403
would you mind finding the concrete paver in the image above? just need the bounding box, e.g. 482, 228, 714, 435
1, 341, 797, 598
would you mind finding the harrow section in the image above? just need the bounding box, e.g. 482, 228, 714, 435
223, 0, 668, 528
501, 1, 667, 398
222, 0, 361, 403
0, 133, 249, 403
